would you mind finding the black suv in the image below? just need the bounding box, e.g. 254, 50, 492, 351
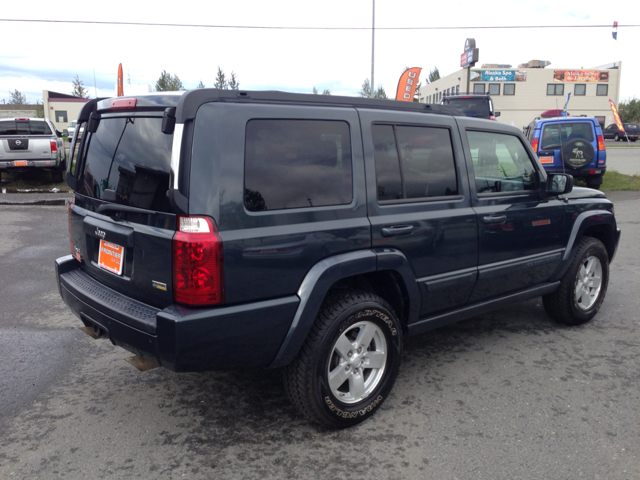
56, 90, 620, 428
440, 94, 500, 120
603, 123, 639, 142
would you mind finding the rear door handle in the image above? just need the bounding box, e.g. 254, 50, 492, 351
482, 215, 507, 225
381, 225, 414, 237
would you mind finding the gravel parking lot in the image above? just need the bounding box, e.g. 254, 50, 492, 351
0, 192, 638, 479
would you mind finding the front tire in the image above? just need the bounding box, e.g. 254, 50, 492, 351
614, 133, 620, 142
283, 290, 402, 428
543, 237, 609, 325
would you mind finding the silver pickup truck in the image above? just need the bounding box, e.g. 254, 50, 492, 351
0, 117, 67, 183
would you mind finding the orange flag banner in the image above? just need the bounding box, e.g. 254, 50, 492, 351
395, 67, 422, 102
117, 64, 124, 97
609, 99, 625, 133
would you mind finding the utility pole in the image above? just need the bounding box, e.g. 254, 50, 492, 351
371, 0, 375, 98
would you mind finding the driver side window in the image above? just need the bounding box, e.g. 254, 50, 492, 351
468, 130, 539, 194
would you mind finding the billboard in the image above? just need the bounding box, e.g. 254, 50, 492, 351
470, 70, 527, 82
553, 70, 609, 82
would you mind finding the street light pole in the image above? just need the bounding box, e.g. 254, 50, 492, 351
371, 0, 375, 98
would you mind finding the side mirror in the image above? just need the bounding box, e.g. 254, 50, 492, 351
546, 173, 573, 195
495, 112, 501, 117
56, 130, 62, 138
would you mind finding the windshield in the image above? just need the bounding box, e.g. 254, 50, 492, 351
540, 122, 594, 149
623, 123, 639, 131
79, 116, 173, 212
443, 98, 491, 118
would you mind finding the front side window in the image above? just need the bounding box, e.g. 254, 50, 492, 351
373, 125, 457, 202
547, 84, 564, 95
244, 119, 352, 211
473, 83, 486, 94
574, 84, 586, 96
488, 84, 500, 95
596, 84, 608, 96
467, 131, 538, 194
80, 116, 173, 212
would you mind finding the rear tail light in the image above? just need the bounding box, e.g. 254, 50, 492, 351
173, 216, 225, 306
110, 98, 137, 110
530, 137, 539, 152
597, 134, 605, 151
50, 140, 58, 152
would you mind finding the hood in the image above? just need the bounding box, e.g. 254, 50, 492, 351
565, 186, 607, 200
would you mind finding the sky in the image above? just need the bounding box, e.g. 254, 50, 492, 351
1, 0, 638, 104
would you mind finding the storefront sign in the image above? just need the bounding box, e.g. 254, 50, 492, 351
470, 70, 527, 82
553, 70, 609, 82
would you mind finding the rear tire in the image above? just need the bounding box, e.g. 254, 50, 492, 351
283, 290, 402, 428
614, 133, 620, 142
543, 237, 609, 325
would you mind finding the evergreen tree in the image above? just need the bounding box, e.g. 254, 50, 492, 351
228, 72, 240, 90
155, 70, 184, 91
359, 79, 387, 99
214, 67, 227, 89
196, 80, 205, 89
71, 74, 89, 98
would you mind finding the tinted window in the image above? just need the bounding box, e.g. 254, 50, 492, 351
443, 97, 491, 118
468, 131, 538, 194
80, 116, 173, 212
540, 122, 594, 149
28, 121, 52, 135
488, 84, 500, 95
373, 124, 457, 202
596, 84, 608, 96
0, 120, 52, 135
244, 120, 352, 211
504, 84, 515, 95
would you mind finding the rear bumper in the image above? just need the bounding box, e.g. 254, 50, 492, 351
55, 255, 299, 371
0, 158, 60, 171
545, 165, 606, 180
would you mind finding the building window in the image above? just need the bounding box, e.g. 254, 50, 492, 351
547, 84, 564, 95
574, 84, 586, 96
55, 110, 68, 123
456, 85, 460, 95
473, 83, 486, 94
504, 84, 515, 95
488, 84, 500, 95
597, 84, 608, 96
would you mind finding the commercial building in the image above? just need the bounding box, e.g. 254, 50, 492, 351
418, 60, 622, 130
43, 90, 91, 132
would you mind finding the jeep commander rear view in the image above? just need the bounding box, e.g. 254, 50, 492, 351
56, 90, 620, 428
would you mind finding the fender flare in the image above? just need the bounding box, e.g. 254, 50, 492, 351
551, 209, 619, 281
267, 248, 419, 368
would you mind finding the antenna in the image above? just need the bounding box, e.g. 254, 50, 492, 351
93, 67, 97, 98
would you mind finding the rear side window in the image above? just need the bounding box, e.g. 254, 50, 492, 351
244, 119, 353, 211
373, 125, 458, 202
28, 121, 53, 135
540, 122, 594, 149
80, 116, 173, 212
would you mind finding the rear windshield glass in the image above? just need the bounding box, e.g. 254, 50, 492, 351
79, 116, 173, 212
442, 98, 491, 118
0, 120, 53, 135
541, 122, 595, 149
623, 123, 640, 131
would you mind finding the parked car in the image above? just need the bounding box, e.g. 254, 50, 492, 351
67, 120, 77, 139
56, 91, 620, 428
523, 116, 606, 189
0, 117, 66, 182
603, 123, 639, 142
440, 94, 500, 120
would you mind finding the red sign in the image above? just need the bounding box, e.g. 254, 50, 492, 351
395, 67, 422, 102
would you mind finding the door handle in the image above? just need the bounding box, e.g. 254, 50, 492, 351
482, 215, 507, 225
381, 225, 414, 237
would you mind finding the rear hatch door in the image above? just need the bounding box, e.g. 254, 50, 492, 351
70, 112, 177, 312
0, 119, 54, 162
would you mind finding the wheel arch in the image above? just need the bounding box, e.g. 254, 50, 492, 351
267, 249, 419, 369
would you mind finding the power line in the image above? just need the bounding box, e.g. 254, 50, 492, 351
0, 18, 638, 30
